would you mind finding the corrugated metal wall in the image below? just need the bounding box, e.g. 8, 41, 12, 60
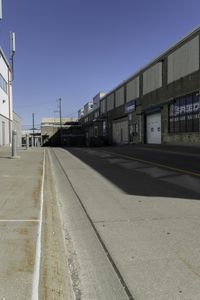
126, 76, 139, 102
112, 118, 128, 144
115, 86, 125, 107
100, 98, 106, 114
168, 36, 199, 84
107, 93, 114, 111
143, 62, 162, 95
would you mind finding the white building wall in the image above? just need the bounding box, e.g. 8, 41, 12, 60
126, 76, 139, 102
107, 93, 114, 111
0, 115, 9, 145
115, 86, 124, 107
143, 62, 162, 95
168, 36, 199, 84
0, 57, 10, 119
0, 52, 12, 146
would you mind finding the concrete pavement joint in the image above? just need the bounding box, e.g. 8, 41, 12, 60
0, 174, 34, 178
0, 219, 39, 222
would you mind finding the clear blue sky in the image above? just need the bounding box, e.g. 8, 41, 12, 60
1, 0, 200, 127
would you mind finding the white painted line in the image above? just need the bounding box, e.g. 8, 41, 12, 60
0, 219, 39, 222
32, 149, 46, 300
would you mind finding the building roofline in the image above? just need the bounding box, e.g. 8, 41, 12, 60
100, 25, 200, 100
0, 47, 11, 70
13, 111, 22, 119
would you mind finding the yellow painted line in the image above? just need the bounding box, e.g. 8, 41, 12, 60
100, 150, 200, 178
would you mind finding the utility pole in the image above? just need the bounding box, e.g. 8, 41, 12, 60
10, 32, 16, 80
9, 31, 16, 145
58, 98, 62, 146
32, 112, 35, 147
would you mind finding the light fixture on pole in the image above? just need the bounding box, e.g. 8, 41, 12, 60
0, 0, 3, 20
56, 98, 62, 146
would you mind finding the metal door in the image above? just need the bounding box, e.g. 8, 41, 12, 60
146, 113, 161, 144
112, 118, 128, 144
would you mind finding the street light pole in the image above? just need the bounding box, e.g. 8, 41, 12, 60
58, 98, 62, 146
32, 112, 35, 147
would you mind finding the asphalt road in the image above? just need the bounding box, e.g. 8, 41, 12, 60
99, 144, 200, 174
67, 145, 200, 199
50, 146, 200, 299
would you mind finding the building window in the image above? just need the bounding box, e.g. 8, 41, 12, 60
169, 92, 200, 133
0, 74, 8, 93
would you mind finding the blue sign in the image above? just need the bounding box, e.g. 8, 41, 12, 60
125, 100, 136, 113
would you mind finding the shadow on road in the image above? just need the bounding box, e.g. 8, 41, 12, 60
66, 147, 200, 201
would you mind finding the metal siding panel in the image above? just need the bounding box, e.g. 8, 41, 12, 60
122, 120, 128, 142
112, 122, 119, 144
168, 36, 199, 83
100, 99, 106, 114
107, 93, 114, 111
126, 76, 139, 102
115, 87, 124, 107
112, 118, 128, 144
143, 63, 162, 95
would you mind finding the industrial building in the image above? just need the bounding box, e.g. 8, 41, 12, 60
0, 48, 13, 146
41, 117, 84, 146
78, 27, 200, 146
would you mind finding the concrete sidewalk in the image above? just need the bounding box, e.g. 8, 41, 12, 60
0, 147, 44, 299
54, 147, 200, 300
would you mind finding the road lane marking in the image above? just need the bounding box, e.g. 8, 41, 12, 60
100, 150, 200, 178
32, 149, 45, 300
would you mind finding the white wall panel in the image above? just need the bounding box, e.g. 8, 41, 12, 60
107, 93, 114, 111
0, 56, 10, 120
143, 62, 162, 95
0, 115, 9, 146
126, 76, 139, 102
115, 86, 124, 107
168, 36, 199, 83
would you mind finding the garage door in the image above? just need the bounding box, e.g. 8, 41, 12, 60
146, 113, 161, 144
112, 118, 128, 144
